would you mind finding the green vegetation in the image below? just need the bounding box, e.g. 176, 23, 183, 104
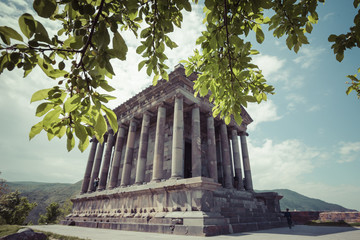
0, 225, 21, 237
0, 0, 359, 152
7, 181, 79, 224
0, 190, 37, 225
0, 225, 88, 240
38, 202, 62, 224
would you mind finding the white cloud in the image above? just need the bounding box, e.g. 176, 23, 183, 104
338, 141, 360, 163
307, 105, 321, 112
322, 12, 335, 21
246, 100, 282, 131
247, 138, 360, 210
293, 46, 325, 69
249, 138, 322, 190
252, 54, 285, 80
285, 93, 306, 111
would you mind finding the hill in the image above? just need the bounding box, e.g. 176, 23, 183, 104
7, 181, 82, 224
6, 181, 354, 224
265, 189, 354, 212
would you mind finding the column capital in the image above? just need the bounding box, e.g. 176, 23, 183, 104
143, 110, 155, 117
175, 90, 183, 99
206, 111, 213, 118
240, 131, 249, 137
191, 103, 200, 109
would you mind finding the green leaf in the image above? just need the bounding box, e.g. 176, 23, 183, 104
336, 52, 344, 62
113, 31, 128, 60
48, 69, 68, 78
233, 113, 243, 126
138, 60, 147, 71
29, 121, 43, 140
328, 34, 337, 42
78, 136, 89, 152
199, 84, 209, 96
224, 115, 231, 125
30, 88, 51, 103
346, 86, 354, 95
255, 27, 265, 44
35, 102, 54, 117
99, 81, 116, 92
18, 14, 36, 39
305, 22, 313, 33
66, 127, 75, 152
64, 95, 81, 113
94, 114, 107, 142
43, 106, 62, 128
0, 26, 23, 42
75, 123, 88, 143
33, 0, 57, 18
136, 44, 146, 54
101, 105, 118, 134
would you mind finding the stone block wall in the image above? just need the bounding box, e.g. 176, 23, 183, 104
290, 211, 321, 224
319, 212, 360, 223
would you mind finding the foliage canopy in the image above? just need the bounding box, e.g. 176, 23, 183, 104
0, 0, 358, 151
0, 191, 37, 225
38, 202, 62, 224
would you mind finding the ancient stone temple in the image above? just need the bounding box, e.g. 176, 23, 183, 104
62, 64, 285, 236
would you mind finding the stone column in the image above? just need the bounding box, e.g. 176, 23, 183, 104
206, 113, 218, 182
135, 112, 151, 184
192, 105, 201, 177
98, 130, 115, 190
220, 122, 233, 188
231, 129, 244, 190
171, 94, 184, 179
120, 119, 137, 186
152, 104, 166, 182
81, 138, 98, 194
240, 133, 253, 191
88, 140, 105, 192
108, 124, 127, 189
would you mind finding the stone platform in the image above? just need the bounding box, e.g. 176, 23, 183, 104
62, 177, 286, 236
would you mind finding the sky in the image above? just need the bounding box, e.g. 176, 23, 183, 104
0, 0, 359, 211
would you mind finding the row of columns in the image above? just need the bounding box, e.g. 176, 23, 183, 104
80, 94, 253, 193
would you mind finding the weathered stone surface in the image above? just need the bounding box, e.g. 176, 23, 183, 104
1, 228, 46, 240
71, 65, 284, 236
319, 211, 360, 223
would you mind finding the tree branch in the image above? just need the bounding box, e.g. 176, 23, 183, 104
77, 0, 106, 68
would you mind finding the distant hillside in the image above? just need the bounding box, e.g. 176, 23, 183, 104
7, 180, 82, 224
266, 189, 353, 212
7, 181, 354, 224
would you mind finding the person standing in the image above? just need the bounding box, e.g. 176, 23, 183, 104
284, 208, 293, 229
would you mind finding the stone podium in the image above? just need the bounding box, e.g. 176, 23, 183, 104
62, 64, 286, 236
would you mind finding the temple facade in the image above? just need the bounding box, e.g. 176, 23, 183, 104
62, 65, 285, 236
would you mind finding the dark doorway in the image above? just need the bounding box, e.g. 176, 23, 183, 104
184, 141, 192, 178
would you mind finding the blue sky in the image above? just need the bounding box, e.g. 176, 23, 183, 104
0, 0, 359, 211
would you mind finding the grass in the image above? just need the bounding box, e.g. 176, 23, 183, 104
0, 225, 88, 240
0, 225, 22, 237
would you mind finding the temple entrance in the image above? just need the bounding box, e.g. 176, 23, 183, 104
184, 141, 192, 178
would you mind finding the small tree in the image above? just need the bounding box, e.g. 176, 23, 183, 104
0, 190, 37, 225
38, 202, 62, 224
59, 198, 73, 220
0, 172, 9, 197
